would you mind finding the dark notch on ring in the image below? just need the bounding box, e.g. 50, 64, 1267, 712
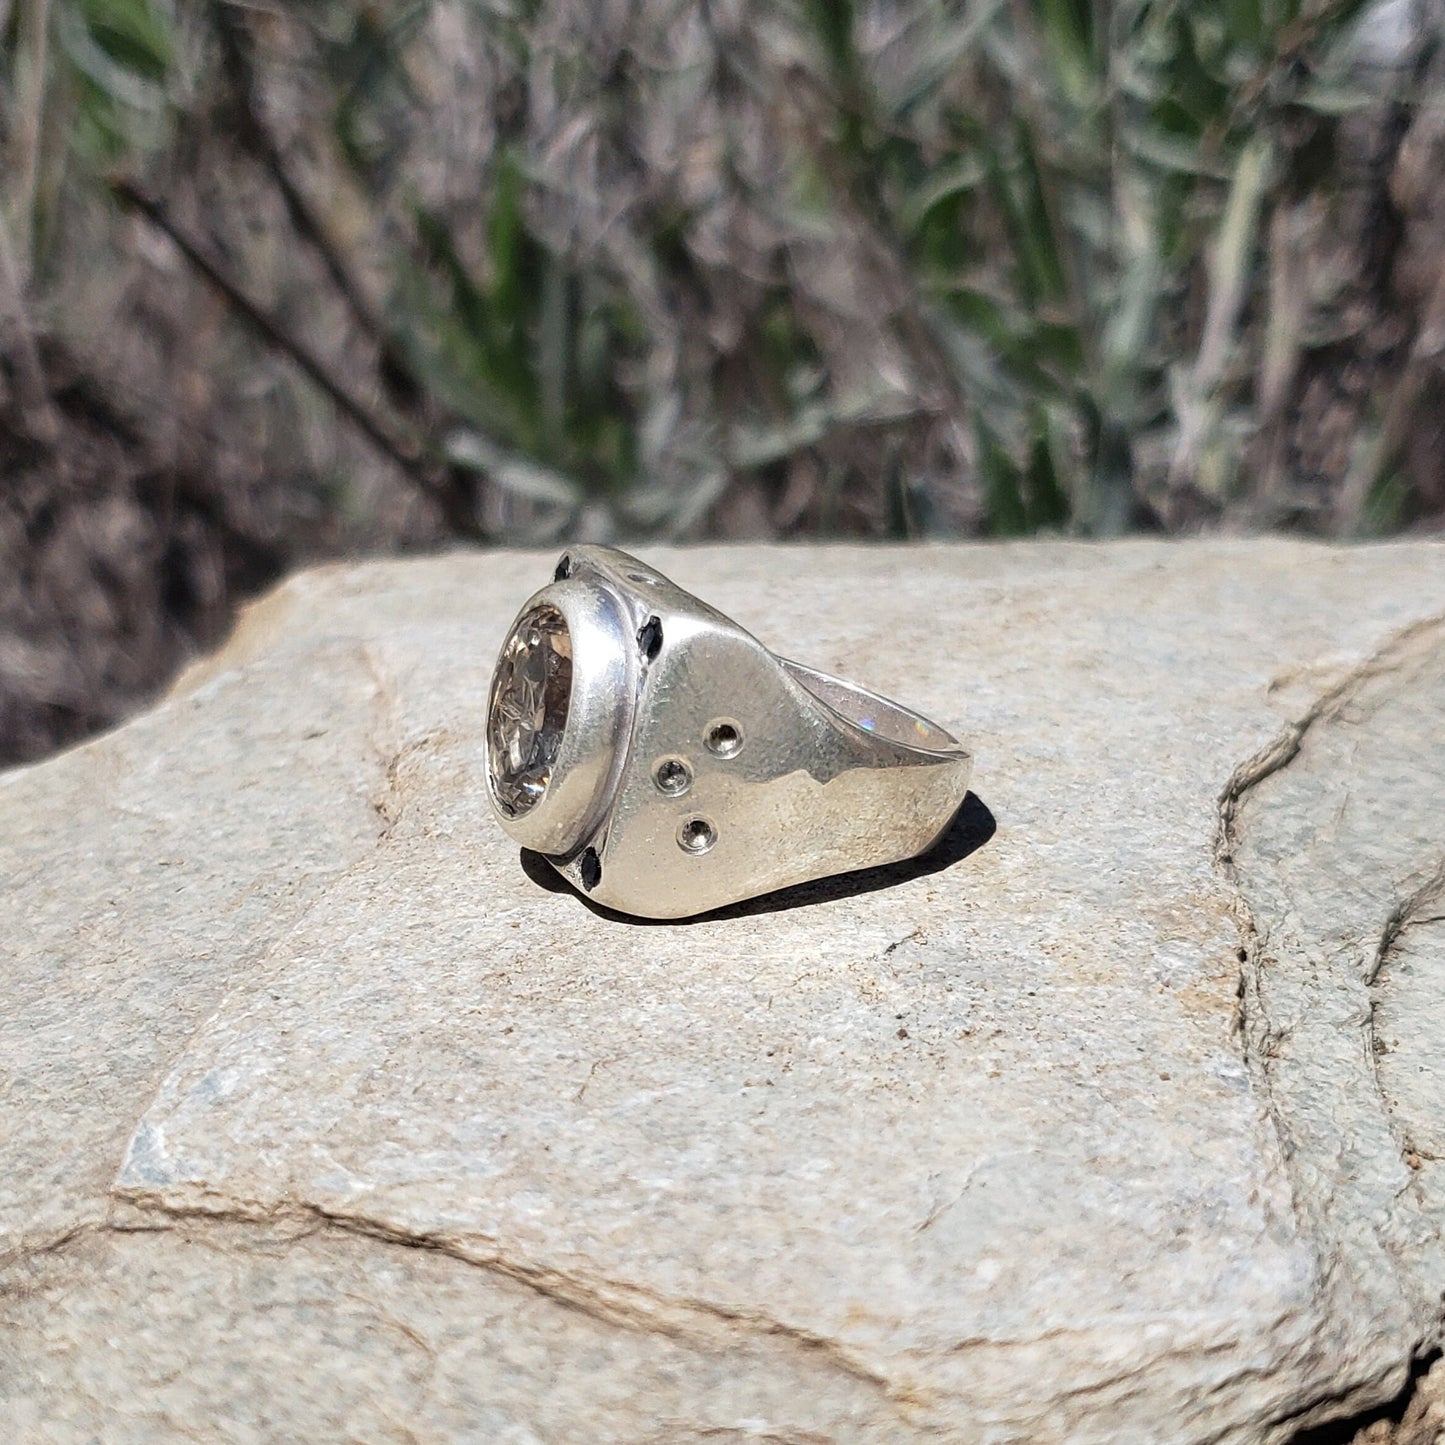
579, 846, 602, 891
638, 615, 663, 662
554, 553, 573, 581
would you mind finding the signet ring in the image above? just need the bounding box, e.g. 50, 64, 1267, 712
484, 546, 973, 920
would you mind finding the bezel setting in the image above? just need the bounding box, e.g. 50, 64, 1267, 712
484, 572, 637, 857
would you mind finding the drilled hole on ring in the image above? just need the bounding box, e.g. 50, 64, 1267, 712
704, 719, 743, 758
677, 817, 717, 855
653, 757, 692, 796
554, 553, 572, 582
579, 846, 602, 891
638, 615, 663, 662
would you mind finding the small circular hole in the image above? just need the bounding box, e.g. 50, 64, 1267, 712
638, 615, 663, 662
677, 817, 717, 855
554, 554, 573, 582
704, 720, 743, 758
653, 757, 692, 796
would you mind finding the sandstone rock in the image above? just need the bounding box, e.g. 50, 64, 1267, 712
2, 541, 1443, 1442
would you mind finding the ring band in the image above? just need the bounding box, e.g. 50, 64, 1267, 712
484, 546, 972, 920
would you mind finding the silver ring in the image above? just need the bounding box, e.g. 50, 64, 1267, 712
484, 546, 973, 920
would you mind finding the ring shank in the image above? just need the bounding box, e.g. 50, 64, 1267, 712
780, 659, 965, 756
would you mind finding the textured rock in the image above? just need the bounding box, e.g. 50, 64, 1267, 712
2, 541, 1444, 1442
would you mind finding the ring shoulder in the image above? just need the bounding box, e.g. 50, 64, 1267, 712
558, 573, 969, 919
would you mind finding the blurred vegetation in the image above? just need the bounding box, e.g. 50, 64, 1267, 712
1, 0, 1443, 759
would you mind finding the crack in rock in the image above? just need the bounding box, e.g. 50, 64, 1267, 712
99, 1189, 911, 1405
0, 1210, 908, 1440
1220, 613, 1445, 1438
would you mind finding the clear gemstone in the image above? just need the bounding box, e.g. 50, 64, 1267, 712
487, 605, 573, 817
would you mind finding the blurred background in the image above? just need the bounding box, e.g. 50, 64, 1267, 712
1, 0, 1442, 767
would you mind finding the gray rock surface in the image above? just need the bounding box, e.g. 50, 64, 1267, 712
2, 541, 1443, 1442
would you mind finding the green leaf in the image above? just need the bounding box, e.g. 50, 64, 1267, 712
977, 418, 1029, 537
1034, 0, 1098, 109
888, 0, 1008, 116
444, 430, 583, 508
1221, 0, 1264, 55
803, 0, 859, 85
488, 148, 528, 340
1128, 126, 1233, 179
1362, 465, 1408, 536
1296, 78, 1386, 116
991, 119, 1069, 306
79, 0, 173, 81
727, 402, 833, 470
1024, 421, 1072, 529
1194, 134, 1272, 389
389, 266, 533, 446
902, 155, 988, 264
56, 0, 170, 117
412, 184, 542, 444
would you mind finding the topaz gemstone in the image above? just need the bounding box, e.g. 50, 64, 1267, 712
487, 605, 573, 817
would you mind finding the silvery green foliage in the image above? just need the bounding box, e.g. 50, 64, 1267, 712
2, 0, 1435, 542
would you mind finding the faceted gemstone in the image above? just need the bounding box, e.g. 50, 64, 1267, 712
487, 605, 573, 817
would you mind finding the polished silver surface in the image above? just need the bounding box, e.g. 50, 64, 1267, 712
484, 546, 973, 920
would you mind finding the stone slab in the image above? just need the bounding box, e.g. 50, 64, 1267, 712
2, 541, 1444, 1441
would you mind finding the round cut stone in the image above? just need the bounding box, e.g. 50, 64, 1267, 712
487, 605, 573, 818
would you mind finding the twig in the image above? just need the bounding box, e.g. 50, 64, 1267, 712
0, 211, 59, 442
1336, 252, 1445, 532
10, 0, 52, 279
111, 177, 485, 539
215, 6, 386, 345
